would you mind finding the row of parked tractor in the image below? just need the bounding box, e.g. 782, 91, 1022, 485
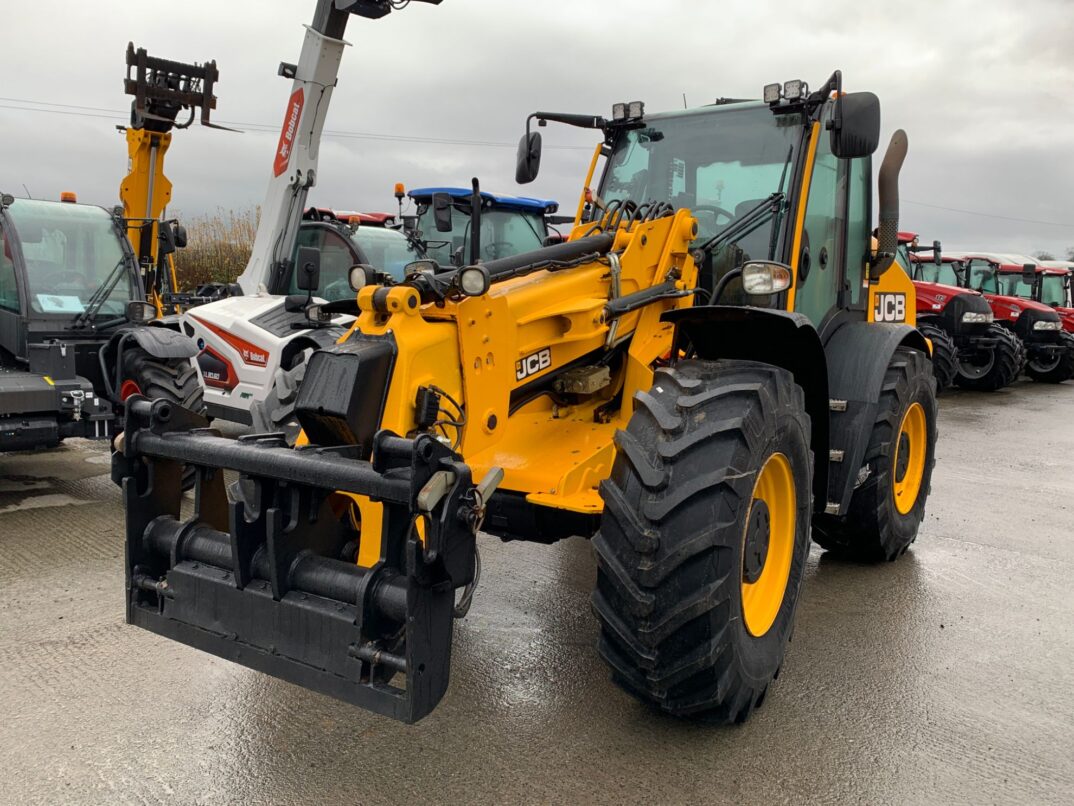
899, 234, 1074, 391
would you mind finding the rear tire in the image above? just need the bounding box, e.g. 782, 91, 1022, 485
812, 347, 937, 562
121, 348, 204, 414
121, 347, 205, 491
954, 324, 1023, 392
592, 360, 812, 722
917, 322, 956, 393
1025, 332, 1074, 383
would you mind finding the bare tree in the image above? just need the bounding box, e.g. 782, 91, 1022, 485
1034, 250, 1056, 261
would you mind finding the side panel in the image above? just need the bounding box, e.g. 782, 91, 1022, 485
824, 321, 929, 515
868, 262, 917, 326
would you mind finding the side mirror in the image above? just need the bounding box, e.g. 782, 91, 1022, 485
432, 193, 454, 233
516, 131, 542, 184
932, 240, 942, 265
284, 294, 308, 313
831, 92, 881, 159
158, 222, 177, 256
173, 223, 188, 249
295, 246, 321, 292
1023, 264, 1037, 284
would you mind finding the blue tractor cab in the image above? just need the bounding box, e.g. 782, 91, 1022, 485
406, 186, 559, 265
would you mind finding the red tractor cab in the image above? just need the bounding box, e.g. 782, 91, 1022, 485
957, 253, 1072, 384
897, 233, 1016, 392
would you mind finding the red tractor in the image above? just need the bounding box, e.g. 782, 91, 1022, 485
957, 253, 1073, 384
987, 260, 1074, 381
897, 234, 1018, 392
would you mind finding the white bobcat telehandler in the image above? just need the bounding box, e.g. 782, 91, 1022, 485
180, 0, 441, 430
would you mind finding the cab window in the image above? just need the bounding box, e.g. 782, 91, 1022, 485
794, 117, 842, 325
0, 225, 18, 312
290, 227, 355, 301
844, 157, 870, 306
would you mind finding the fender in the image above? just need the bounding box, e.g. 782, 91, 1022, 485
823, 321, 929, 515
663, 306, 830, 507
99, 325, 199, 401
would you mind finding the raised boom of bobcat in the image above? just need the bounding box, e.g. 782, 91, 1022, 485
116, 68, 938, 723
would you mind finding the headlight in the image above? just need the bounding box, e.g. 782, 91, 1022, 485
741, 261, 792, 295
458, 265, 491, 297
1033, 320, 1062, 331
961, 311, 993, 324
349, 264, 374, 292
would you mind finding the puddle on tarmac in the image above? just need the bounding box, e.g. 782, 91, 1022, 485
0, 492, 95, 514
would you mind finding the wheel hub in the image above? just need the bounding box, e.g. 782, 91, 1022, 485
742, 499, 771, 584
895, 432, 911, 483
957, 349, 994, 380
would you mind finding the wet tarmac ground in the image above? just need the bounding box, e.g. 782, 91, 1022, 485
1, 380, 1072, 805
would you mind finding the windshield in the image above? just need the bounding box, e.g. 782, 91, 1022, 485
290, 224, 423, 301
350, 226, 421, 281
969, 263, 999, 294
1040, 275, 1068, 307
7, 200, 133, 315
599, 104, 801, 256
919, 261, 962, 286
999, 273, 1035, 299
417, 206, 547, 265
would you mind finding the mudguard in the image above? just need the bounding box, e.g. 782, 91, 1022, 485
108, 324, 199, 360
99, 326, 200, 402
823, 321, 929, 515
663, 305, 830, 506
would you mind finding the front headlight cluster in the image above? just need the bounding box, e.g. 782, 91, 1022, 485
961, 311, 993, 324
1033, 320, 1063, 331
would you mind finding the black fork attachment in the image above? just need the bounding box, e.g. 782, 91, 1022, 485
114, 397, 481, 723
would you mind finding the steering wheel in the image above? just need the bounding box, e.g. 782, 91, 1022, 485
690, 204, 735, 227
40, 269, 90, 293
484, 241, 514, 260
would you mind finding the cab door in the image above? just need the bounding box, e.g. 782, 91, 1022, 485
791, 106, 871, 333
0, 218, 26, 358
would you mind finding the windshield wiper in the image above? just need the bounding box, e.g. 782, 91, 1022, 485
72, 258, 128, 329
695, 144, 793, 261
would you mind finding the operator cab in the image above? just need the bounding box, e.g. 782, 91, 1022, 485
517, 74, 889, 338
283, 209, 424, 301
406, 187, 557, 266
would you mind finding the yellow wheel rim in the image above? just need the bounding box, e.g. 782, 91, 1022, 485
741, 452, 796, 638
893, 402, 926, 516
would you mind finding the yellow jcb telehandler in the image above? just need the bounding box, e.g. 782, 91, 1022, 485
115, 62, 937, 723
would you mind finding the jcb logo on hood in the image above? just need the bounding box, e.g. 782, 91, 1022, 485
873, 293, 906, 323
516, 348, 551, 381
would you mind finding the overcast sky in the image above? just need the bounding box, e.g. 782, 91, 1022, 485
2, 0, 1072, 256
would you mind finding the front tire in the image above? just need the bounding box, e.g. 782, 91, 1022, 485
1025, 332, 1074, 383
120, 347, 204, 414
917, 321, 956, 393
954, 324, 1023, 391
812, 347, 937, 562
592, 360, 812, 722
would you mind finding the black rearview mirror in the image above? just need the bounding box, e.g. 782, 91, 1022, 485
158, 222, 177, 256
516, 131, 542, 184
296, 246, 321, 292
932, 240, 942, 265
173, 223, 188, 249
1022, 264, 1037, 284
831, 92, 881, 159
432, 193, 454, 233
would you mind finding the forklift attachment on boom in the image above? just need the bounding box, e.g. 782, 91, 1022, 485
116, 395, 490, 723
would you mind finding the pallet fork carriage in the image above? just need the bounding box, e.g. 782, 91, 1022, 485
116, 45, 938, 722
120, 43, 234, 318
